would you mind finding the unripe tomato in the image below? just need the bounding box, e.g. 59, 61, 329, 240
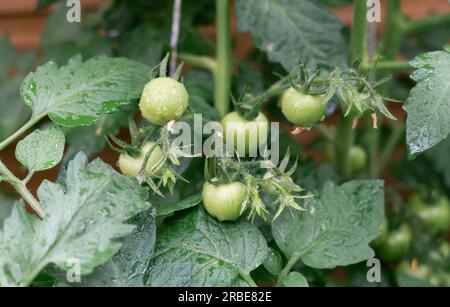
202, 182, 246, 222
349, 145, 367, 173
118, 142, 163, 177
377, 223, 413, 263
139, 77, 189, 126
221, 111, 269, 154
408, 193, 450, 233
280, 87, 327, 128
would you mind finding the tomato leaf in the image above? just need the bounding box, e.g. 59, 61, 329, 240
15, 126, 65, 173
262, 247, 283, 276
404, 49, 450, 156
272, 180, 384, 269
64, 211, 156, 287
118, 24, 166, 67
63, 105, 136, 162
0, 192, 15, 228
0, 153, 151, 286
145, 207, 268, 286
20, 56, 149, 127
235, 0, 348, 71
281, 271, 309, 287
155, 193, 202, 217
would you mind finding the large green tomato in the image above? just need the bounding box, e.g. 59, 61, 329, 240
280, 87, 327, 128
376, 223, 413, 263
221, 111, 269, 155
118, 142, 163, 177
202, 182, 246, 222
409, 193, 450, 233
139, 77, 189, 126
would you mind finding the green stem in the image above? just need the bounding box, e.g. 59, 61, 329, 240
215, 0, 232, 117
350, 0, 368, 65
316, 124, 334, 142
0, 114, 45, 152
336, 0, 367, 178
336, 114, 355, 178
277, 251, 302, 286
0, 160, 45, 219
367, 0, 404, 178
362, 60, 411, 73
239, 272, 258, 287
406, 13, 450, 34
383, 0, 406, 60
367, 120, 379, 178
178, 53, 217, 72
374, 122, 405, 177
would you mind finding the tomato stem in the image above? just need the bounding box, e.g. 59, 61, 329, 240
0, 160, 45, 219
239, 272, 258, 287
367, 0, 404, 178
350, 0, 368, 66
215, 0, 232, 117
178, 53, 217, 72
405, 12, 450, 34
0, 113, 46, 152
336, 0, 368, 178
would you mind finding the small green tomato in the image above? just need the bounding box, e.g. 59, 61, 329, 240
408, 193, 450, 233
202, 182, 246, 222
139, 77, 189, 126
118, 142, 163, 177
221, 111, 269, 155
280, 87, 327, 128
349, 145, 367, 173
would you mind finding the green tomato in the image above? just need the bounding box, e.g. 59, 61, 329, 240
139, 77, 189, 126
221, 111, 269, 154
409, 193, 450, 233
118, 142, 163, 177
349, 145, 367, 173
280, 87, 327, 128
202, 182, 246, 222
377, 224, 413, 263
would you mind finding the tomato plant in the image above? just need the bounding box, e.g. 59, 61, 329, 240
0, 0, 449, 289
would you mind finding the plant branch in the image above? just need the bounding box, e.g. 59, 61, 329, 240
336, 114, 355, 178
336, 0, 368, 178
239, 272, 258, 287
406, 12, 450, 34
178, 53, 217, 72
374, 121, 405, 177
215, 0, 232, 117
382, 0, 405, 60
367, 0, 404, 178
350, 0, 368, 65
0, 160, 44, 219
0, 114, 45, 152
276, 251, 302, 286
362, 60, 411, 73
